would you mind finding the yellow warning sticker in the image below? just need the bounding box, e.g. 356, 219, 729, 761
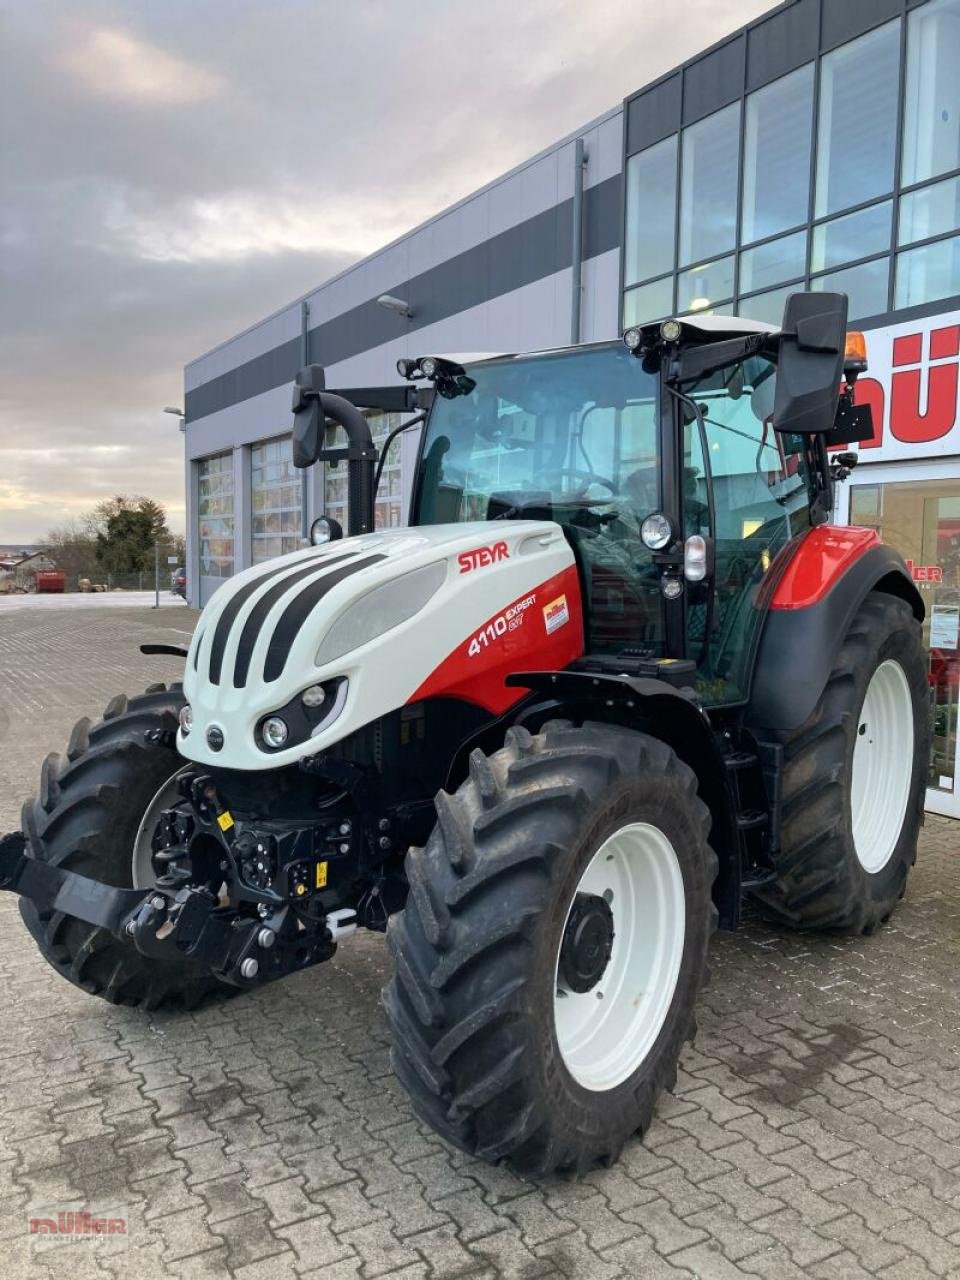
217, 811, 234, 832
316, 861, 328, 889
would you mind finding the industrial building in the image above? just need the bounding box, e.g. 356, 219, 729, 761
183, 0, 960, 814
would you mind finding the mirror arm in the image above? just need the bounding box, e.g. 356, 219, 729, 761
292, 367, 378, 535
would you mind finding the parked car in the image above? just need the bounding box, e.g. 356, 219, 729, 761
171, 566, 187, 599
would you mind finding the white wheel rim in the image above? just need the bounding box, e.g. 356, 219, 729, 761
132, 768, 192, 889
850, 659, 913, 874
554, 822, 685, 1092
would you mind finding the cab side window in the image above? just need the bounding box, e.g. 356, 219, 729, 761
683, 357, 813, 705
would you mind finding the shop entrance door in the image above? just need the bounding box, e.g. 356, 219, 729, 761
839, 462, 960, 818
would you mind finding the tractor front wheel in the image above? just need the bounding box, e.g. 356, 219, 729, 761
19, 684, 235, 1009
752, 591, 930, 933
383, 720, 717, 1174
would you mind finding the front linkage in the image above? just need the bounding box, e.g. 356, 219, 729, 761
0, 770, 360, 989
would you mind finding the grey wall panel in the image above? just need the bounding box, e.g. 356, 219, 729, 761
580, 247, 621, 342
186, 175, 621, 424
187, 302, 302, 392
625, 74, 681, 157
747, 0, 820, 91
187, 338, 301, 423
821, 0, 903, 52
593, 112, 625, 187
682, 36, 746, 125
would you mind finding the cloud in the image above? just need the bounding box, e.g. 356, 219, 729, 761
107, 192, 424, 264
0, 0, 773, 544
59, 27, 227, 106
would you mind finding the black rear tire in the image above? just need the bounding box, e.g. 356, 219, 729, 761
751, 591, 929, 933
19, 684, 235, 1010
383, 720, 717, 1174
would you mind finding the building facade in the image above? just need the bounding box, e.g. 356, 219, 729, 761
183, 0, 960, 813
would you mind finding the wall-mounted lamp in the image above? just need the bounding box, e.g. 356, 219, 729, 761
376, 294, 414, 319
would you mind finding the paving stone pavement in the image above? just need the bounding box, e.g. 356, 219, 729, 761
1, 605, 959, 1280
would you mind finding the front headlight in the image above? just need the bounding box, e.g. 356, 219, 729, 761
256, 677, 348, 753
261, 716, 289, 749
179, 704, 193, 735
315, 560, 446, 667
310, 516, 342, 545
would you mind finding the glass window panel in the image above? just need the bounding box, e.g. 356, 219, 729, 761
899, 175, 960, 247
623, 276, 674, 327
895, 234, 960, 308
811, 257, 890, 319
679, 102, 740, 266
815, 21, 900, 218
903, 0, 960, 187
251, 435, 301, 564
850, 477, 960, 793
332, 411, 410, 529
742, 65, 814, 244
677, 255, 735, 314
811, 201, 892, 272
197, 452, 235, 578
737, 284, 797, 327
624, 135, 678, 287
681, 354, 813, 705
739, 230, 807, 294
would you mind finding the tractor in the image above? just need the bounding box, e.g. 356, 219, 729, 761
0, 291, 929, 1174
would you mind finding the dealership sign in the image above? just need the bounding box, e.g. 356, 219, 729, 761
854, 309, 960, 462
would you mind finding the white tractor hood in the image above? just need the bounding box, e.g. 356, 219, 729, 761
179, 521, 580, 771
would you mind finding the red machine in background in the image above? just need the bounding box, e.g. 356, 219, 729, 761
32, 570, 65, 593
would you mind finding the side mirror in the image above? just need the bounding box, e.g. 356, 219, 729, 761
292, 365, 326, 468
773, 292, 848, 435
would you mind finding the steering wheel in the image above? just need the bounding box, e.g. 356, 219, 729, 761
542, 468, 619, 500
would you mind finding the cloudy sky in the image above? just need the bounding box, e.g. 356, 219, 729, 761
0, 0, 771, 543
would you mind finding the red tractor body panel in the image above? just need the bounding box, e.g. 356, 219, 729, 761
408, 563, 584, 714
770, 526, 880, 610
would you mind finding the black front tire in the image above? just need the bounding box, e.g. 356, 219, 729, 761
752, 591, 930, 934
20, 684, 235, 1010
383, 720, 717, 1174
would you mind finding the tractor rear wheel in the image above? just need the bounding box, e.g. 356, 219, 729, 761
752, 591, 929, 933
19, 684, 234, 1009
383, 720, 717, 1174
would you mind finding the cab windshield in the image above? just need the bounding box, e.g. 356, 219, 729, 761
414, 343, 664, 655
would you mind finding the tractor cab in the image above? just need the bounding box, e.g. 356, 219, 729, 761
408, 325, 808, 710
296, 294, 870, 714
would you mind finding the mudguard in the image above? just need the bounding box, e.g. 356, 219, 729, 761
507, 669, 739, 908
746, 526, 924, 734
